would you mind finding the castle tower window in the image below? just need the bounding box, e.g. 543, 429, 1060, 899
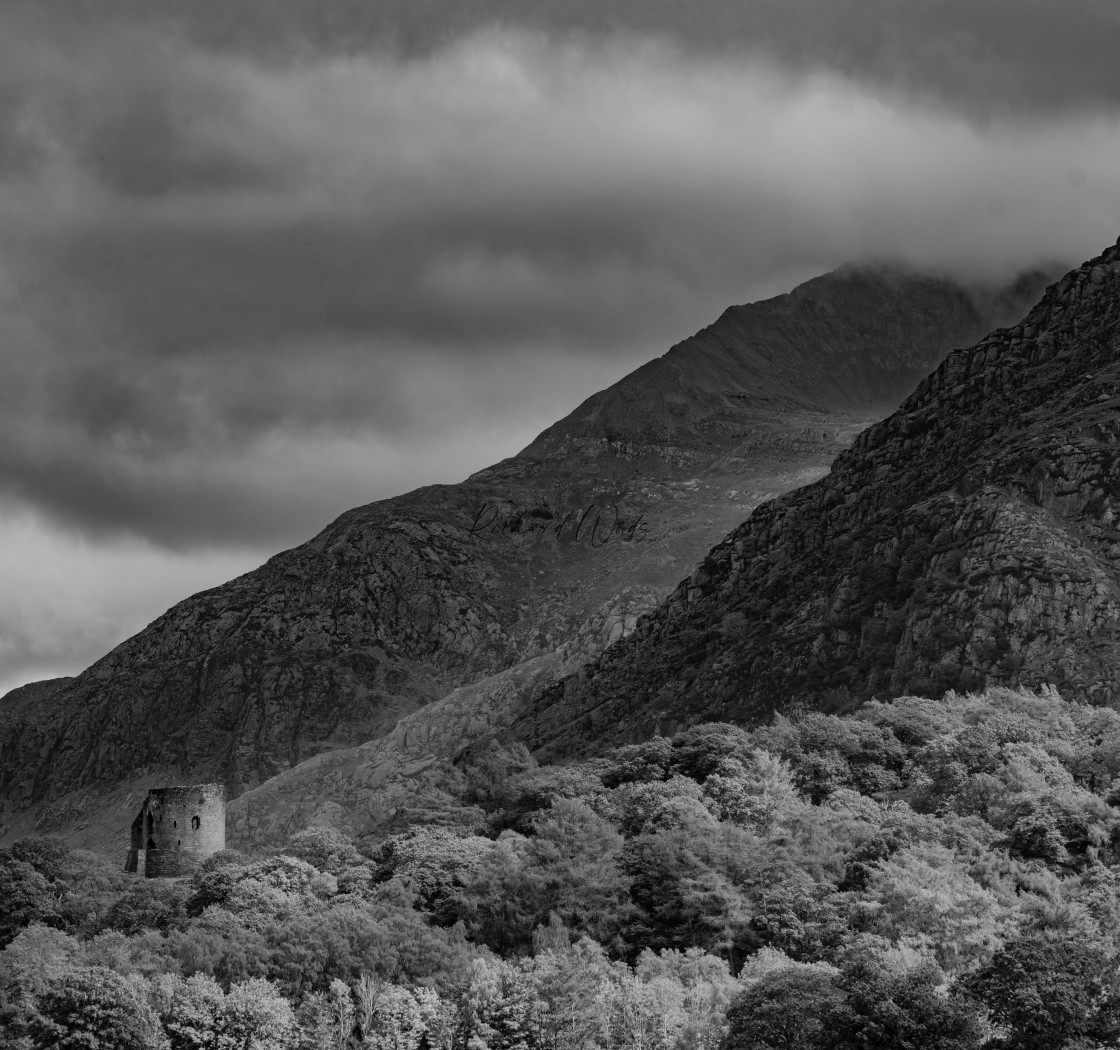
191, 815, 201, 830
147, 837, 156, 851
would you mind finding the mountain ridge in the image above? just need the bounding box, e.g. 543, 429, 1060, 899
508, 237, 1120, 759
515, 263, 1052, 470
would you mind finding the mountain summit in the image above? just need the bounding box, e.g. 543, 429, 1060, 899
511, 238, 1120, 758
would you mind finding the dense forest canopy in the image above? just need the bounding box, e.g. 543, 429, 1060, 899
4, 686, 1120, 1049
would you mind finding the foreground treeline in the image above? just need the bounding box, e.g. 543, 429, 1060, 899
5, 686, 1120, 1049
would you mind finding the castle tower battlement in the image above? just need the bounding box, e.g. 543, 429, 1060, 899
125, 784, 225, 877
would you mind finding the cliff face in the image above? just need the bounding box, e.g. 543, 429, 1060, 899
510, 240, 1120, 758
0, 264, 1051, 837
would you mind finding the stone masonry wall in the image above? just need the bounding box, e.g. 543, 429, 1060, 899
125, 784, 225, 878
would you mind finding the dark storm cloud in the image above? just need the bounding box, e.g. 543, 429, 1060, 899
13, 0, 1120, 120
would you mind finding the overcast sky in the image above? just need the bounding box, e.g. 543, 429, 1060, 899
2, 0, 1119, 695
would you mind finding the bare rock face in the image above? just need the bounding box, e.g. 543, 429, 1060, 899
0, 678, 72, 779
510, 240, 1120, 759
0, 263, 1051, 841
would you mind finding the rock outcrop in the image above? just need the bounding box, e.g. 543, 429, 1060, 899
508, 239, 1120, 758
0, 263, 1052, 843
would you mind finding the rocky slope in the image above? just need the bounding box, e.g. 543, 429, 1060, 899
508, 239, 1120, 759
517, 264, 1045, 472
0, 263, 1051, 844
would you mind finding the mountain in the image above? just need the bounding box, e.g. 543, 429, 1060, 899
508, 238, 1120, 760
519, 264, 1045, 470
0, 263, 1052, 845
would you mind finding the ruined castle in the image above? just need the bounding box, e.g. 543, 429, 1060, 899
125, 784, 225, 877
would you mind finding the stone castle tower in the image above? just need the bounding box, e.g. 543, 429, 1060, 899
125, 784, 225, 877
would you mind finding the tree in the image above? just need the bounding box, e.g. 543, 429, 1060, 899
293, 991, 332, 1050
284, 827, 364, 876
662, 724, 755, 783
624, 827, 755, 968
701, 752, 799, 835
151, 972, 225, 1050
353, 970, 379, 1043
604, 776, 716, 837
458, 956, 540, 1050
529, 938, 613, 1050
0, 924, 84, 998
378, 827, 491, 923
462, 801, 633, 953
363, 984, 436, 1050
221, 976, 296, 1049
0, 855, 58, 948
965, 930, 1120, 1049
724, 967, 841, 1050
606, 967, 685, 1050
186, 851, 251, 916
823, 952, 981, 1050
23, 965, 166, 1049
327, 978, 354, 1049
753, 713, 905, 802
414, 987, 457, 1050
171, 909, 270, 987
103, 879, 188, 936
603, 738, 675, 788
635, 948, 738, 1050
8, 839, 76, 883
750, 874, 849, 964
864, 843, 1009, 972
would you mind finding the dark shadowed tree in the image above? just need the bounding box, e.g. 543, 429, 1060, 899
724, 967, 841, 1050
822, 953, 981, 1050
0, 854, 58, 948
965, 930, 1120, 1049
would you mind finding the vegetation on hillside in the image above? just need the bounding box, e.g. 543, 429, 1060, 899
4, 686, 1120, 1048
